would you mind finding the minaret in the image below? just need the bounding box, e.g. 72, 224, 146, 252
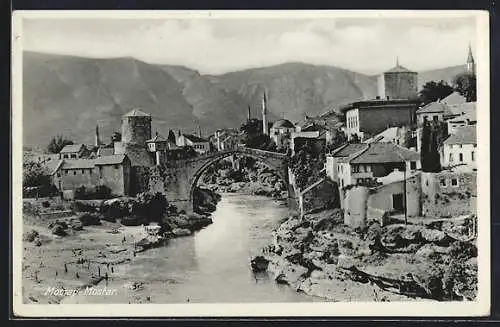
262, 90, 268, 135
467, 43, 475, 74
247, 105, 251, 122
94, 124, 101, 147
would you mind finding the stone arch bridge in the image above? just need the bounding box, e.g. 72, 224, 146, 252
151, 146, 293, 213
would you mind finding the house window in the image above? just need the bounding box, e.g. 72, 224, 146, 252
425, 179, 429, 187
341, 180, 344, 188
73, 171, 77, 175
63, 154, 68, 159
449, 153, 454, 162
64, 170, 68, 175
459, 153, 463, 162
440, 178, 447, 187
81, 169, 85, 174
472, 151, 475, 161
352, 165, 359, 173
410, 161, 417, 170
57, 173, 61, 177
433, 115, 439, 121
71, 154, 77, 158
451, 178, 459, 187
473, 144, 477, 148
114, 165, 119, 169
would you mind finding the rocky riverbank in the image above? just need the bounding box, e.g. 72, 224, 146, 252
199, 160, 287, 199
22, 188, 220, 304
258, 209, 477, 302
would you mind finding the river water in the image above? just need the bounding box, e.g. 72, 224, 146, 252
64, 193, 321, 303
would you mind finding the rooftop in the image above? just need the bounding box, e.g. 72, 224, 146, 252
441, 92, 467, 105
60, 144, 85, 153
183, 134, 209, 143
364, 127, 400, 144
339, 99, 421, 113
377, 169, 421, 185
385, 64, 416, 74
330, 143, 368, 157
146, 133, 167, 143
416, 101, 453, 115
443, 126, 476, 145
350, 143, 420, 164
94, 154, 128, 165
123, 109, 151, 117
448, 110, 477, 124
61, 159, 95, 169
41, 159, 64, 175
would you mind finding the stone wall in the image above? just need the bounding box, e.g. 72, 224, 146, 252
359, 105, 417, 137
299, 178, 339, 216
421, 171, 477, 218
383, 72, 418, 100
121, 116, 152, 145
130, 166, 151, 195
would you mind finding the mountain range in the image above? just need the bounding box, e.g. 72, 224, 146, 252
22, 51, 468, 148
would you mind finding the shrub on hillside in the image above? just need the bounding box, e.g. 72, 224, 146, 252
132, 192, 168, 223
74, 185, 113, 200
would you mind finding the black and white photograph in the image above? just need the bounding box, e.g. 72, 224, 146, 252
12, 10, 490, 317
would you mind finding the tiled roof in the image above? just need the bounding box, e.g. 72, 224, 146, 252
123, 109, 151, 117
416, 102, 453, 115
97, 147, 115, 157
364, 127, 399, 144
448, 110, 477, 123
60, 144, 85, 153
94, 154, 128, 165
331, 143, 368, 157
42, 159, 64, 175
350, 143, 420, 164
441, 92, 467, 105
385, 64, 416, 73
443, 126, 476, 145
447, 102, 476, 117
183, 134, 208, 143
61, 159, 95, 169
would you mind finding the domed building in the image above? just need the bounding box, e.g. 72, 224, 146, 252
270, 119, 296, 149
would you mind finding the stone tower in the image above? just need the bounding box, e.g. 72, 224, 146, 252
262, 90, 268, 135
121, 109, 152, 145
377, 58, 418, 100
467, 43, 475, 75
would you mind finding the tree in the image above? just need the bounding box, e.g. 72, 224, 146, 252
23, 160, 51, 188
167, 130, 176, 143
349, 134, 360, 144
240, 118, 275, 151
420, 120, 446, 172
453, 73, 477, 102
419, 80, 454, 104
47, 135, 74, 154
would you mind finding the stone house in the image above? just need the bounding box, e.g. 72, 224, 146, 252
298, 178, 339, 217
343, 172, 421, 228
441, 126, 477, 170
326, 142, 421, 190
270, 119, 295, 150
176, 133, 210, 154
416, 101, 454, 125
363, 126, 411, 148
341, 99, 420, 142
421, 170, 477, 218
53, 154, 131, 197
59, 144, 90, 159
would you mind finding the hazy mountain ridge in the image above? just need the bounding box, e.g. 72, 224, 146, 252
22, 51, 467, 148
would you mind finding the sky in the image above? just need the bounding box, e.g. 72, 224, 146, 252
22, 14, 478, 75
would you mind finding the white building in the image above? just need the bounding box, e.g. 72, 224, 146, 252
441, 126, 476, 170
270, 119, 295, 149
176, 133, 210, 154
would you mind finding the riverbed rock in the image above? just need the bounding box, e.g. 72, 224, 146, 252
136, 236, 164, 252
69, 219, 84, 231
78, 213, 101, 226
250, 255, 269, 272
421, 228, 446, 243
120, 215, 146, 226
23, 229, 39, 242
172, 228, 192, 237
51, 224, 67, 236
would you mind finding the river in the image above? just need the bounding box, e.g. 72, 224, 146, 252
63, 193, 322, 303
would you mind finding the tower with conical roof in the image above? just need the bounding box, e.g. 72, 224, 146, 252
467, 43, 475, 75
262, 90, 268, 135
377, 57, 418, 100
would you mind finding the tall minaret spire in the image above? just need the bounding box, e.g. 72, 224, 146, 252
467, 42, 475, 74
262, 89, 268, 135
396, 56, 399, 66
247, 105, 251, 122
95, 124, 101, 147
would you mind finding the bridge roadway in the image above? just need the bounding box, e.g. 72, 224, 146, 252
159, 146, 292, 213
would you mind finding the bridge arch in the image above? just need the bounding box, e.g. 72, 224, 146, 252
186, 147, 290, 212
